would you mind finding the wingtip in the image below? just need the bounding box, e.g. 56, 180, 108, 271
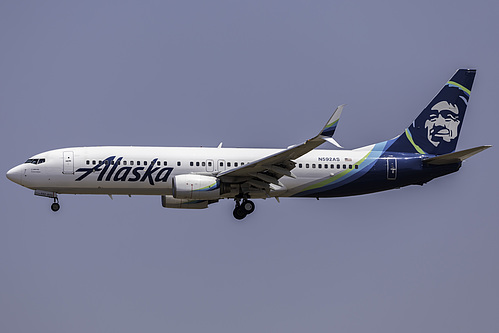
320, 104, 346, 137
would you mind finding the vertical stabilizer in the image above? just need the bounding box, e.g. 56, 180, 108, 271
387, 69, 476, 155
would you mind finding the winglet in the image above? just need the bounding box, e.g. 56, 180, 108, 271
319, 104, 345, 137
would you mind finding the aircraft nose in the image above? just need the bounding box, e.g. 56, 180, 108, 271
6, 165, 23, 185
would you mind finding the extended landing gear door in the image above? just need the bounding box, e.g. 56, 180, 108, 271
63, 151, 74, 174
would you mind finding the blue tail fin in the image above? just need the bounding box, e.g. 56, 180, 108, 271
387, 69, 476, 155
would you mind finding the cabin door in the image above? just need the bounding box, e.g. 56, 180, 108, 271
63, 151, 74, 174
387, 157, 397, 180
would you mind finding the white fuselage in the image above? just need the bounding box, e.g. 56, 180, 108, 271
8, 146, 369, 197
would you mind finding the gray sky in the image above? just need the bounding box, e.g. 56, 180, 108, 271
1, 1, 498, 332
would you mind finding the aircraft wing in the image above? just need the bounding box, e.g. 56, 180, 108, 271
217, 105, 345, 190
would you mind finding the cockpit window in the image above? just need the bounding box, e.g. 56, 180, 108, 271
24, 158, 46, 165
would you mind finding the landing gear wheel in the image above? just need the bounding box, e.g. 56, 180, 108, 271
233, 206, 247, 220
51, 202, 60, 212
242, 200, 255, 214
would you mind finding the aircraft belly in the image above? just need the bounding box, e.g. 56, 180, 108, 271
37, 186, 173, 195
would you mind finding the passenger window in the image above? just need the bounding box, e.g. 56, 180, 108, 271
164, 161, 168, 166
130, 161, 134, 166
208, 161, 212, 167
157, 161, 160, 166
202, 162, 206, 166
144, 161, 147, 166
123, 161, 127, 165
177, 161, 181, 166
241, 162, 244, 166
306, 164, 309, 168
312, 164, 316, 169
343, 165, 346, 169
318, 164, 322, 169
337, 164, 340, 169
234, 162, 238, 167
227, 162, 231, 167
349, 165, 352, 169
190, 162, 194, 166
220, 162, 223, 167
92, 160, 96, 165
137, 161, 141, 166
355, 165, 359, 169
324, 164, 328, 169
86, 160, 90, 165
299, 163, 302, 168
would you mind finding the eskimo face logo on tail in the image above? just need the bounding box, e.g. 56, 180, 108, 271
407, 82, 470, 155
425, 101, 461, 147
75, 156, 173, 185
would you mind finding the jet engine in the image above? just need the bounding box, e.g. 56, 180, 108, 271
172, 174, 226, 200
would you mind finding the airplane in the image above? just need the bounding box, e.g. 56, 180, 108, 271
6, 69, 491, 220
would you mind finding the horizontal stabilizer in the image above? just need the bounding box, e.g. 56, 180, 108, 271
423, 145, 492, 165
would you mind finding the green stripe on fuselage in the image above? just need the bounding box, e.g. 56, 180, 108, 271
303, 148, 372, 192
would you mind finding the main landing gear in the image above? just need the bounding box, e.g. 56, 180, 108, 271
233, 199, 255, 220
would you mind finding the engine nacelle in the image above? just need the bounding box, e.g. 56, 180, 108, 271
172, 174, 223, 200
161, 195, 210, 209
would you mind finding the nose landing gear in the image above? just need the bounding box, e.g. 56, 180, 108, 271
233, 198, 255, 220
51, 199, 60, 212
50, 196, 60, 212
34, 190, 61, 212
